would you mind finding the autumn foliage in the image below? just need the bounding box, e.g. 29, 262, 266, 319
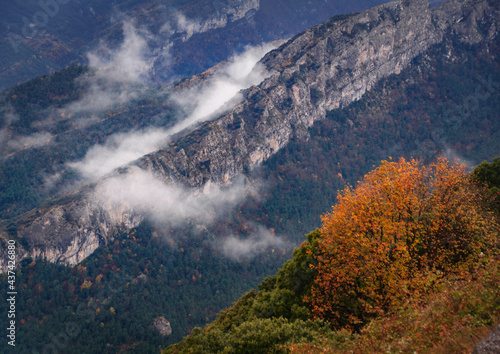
307, 157, 499, 330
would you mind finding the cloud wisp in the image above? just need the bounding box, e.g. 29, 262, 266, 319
221, 225, 288, 261
0, 105, 20, 151
93, 167, 249, 227
68, 129, 168, 181
65, 33, 277, 244
69, 42, 276, 182
68, 21, 153, 114
175, 13, 202, 41
7, 132, 54, 151
441, 146, 474, 168
170, 43, 276, 133
0, 104, 56, 154
91, 166, 285, 261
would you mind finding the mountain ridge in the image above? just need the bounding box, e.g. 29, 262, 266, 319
136, 0, 499, 188
1, 0, 499, 272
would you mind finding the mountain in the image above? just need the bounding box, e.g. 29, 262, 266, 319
2, 0, 498, 273
0, 0, 389, 90
0, 0, 498, 351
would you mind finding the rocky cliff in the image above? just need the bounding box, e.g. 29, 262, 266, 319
140, 0, 499, 188
2, 0, 499, 272
174, 0, 260, 41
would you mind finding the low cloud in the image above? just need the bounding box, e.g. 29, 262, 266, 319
68, 129, 169, 181
69, 43, 276, 182
441, 146, 474, 168
93, 167, 250, 226
0, 130, 7, 148
0, 105, 20, 149
170, 43, 276, 133
68, 21, 153, 114
175, 13, 202, 41
65, 37, 276, 235
221, 226, 287, 260
1, 105, 20, 126
42, 171, 63, 193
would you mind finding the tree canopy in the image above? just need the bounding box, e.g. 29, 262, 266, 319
308, 157, 499, 330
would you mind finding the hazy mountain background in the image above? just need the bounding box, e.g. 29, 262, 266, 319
0, 0, 389, 90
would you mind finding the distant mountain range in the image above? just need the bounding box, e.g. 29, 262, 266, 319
0, 0, 389, 90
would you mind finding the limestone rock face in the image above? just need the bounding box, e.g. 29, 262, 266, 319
138, 0, 499, 189
1, 187, 144, 272
2, 0, 498, 272
175, 0, 260, 42
151, 317, 173, 336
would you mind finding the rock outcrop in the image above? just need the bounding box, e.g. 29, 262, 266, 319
151, 317, 173, 336
2, 0, 498, 272
17, 196, 143, 266
174, 0, 260, 42
473, 323, 500, 353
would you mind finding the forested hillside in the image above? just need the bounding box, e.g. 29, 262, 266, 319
166, 157, 500, 353
238, 33, 500, 239
1, 33, 498, 351
0, 65, 175, 220
4, 223, 287, 352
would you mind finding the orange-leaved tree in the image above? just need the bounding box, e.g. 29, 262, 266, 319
307, 157, 498, 330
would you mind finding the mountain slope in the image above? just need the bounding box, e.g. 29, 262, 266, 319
239, 32, 500, 239
164, 158, 500, 353
4, 0, 498, 273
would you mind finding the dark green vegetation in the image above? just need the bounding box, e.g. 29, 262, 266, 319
2, 65, 88, 135
0, 222, 287, 353
473, 157, 500, 214
163, 230, 326, 353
